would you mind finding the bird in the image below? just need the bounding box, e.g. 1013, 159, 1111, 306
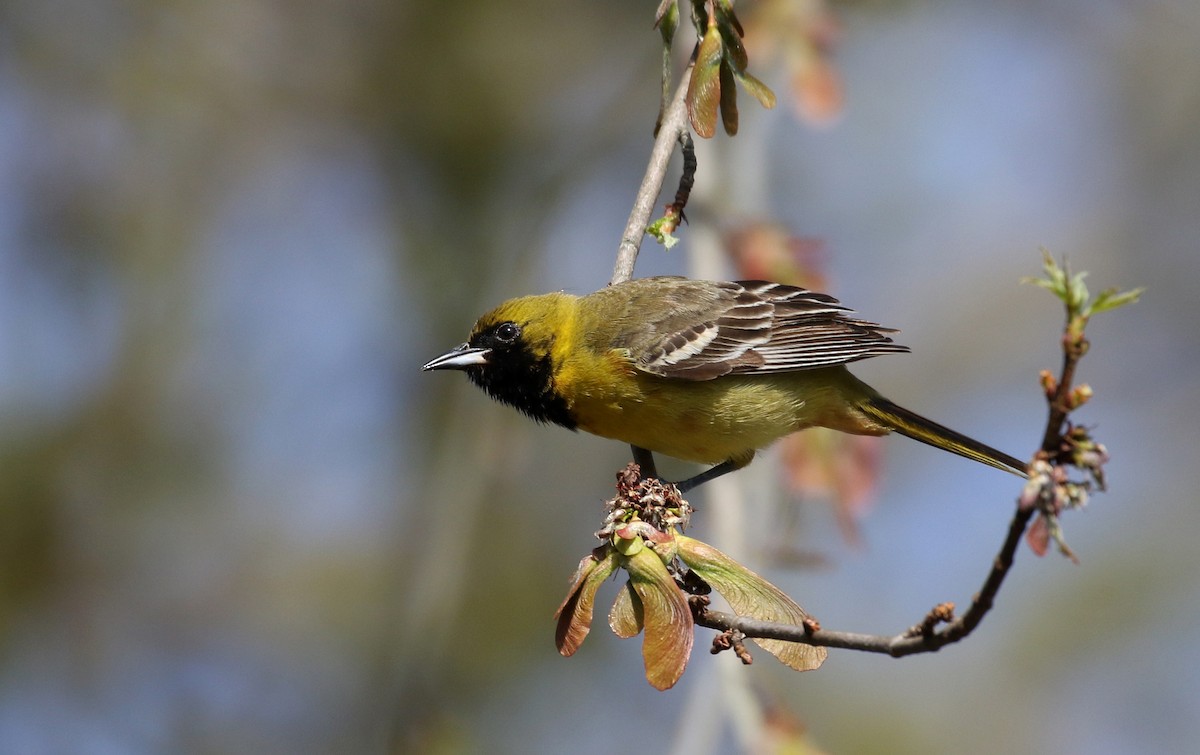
423, 276, 1027, 491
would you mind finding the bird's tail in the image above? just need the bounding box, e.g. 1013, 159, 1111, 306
861, 396, 1028, 477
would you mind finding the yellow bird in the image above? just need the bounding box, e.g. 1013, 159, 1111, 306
424, 277, 1026, 490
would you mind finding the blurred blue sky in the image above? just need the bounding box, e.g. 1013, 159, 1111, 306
1, 1, 1198, 753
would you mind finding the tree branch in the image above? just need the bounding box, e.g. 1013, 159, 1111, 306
611, 69, 693, 286
694, 310, 1088, 658
695, 506, 1035, 656
1040, 328, 1086, 456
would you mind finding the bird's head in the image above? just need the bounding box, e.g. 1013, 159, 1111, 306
422, 292, 576, 428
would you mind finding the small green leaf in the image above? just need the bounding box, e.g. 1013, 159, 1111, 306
734, 70, 777, 110
1022, 250, 1072, 302
608, 581, 643, 639
1021, 276, 1058, 294
1026, 250, 1143, 318
1068, 271, 1090, 311
1040, 248, 1064, 280
678, 536, 826, 672
647, 215, 680, 248
554, 547, 619, 657
655, 0, 678, 44
1088, 286, 1144, 315
626, 547, 694, 690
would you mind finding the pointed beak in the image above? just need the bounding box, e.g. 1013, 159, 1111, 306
422, 343, 491, 371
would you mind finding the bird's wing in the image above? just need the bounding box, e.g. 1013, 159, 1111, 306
632, 280, 910, 381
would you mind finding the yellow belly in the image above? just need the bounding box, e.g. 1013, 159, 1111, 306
561, 362, 884, 465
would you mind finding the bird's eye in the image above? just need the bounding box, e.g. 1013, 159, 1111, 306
494, 322, 521, 344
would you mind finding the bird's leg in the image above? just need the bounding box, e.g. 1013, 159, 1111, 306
631, 445, 658, 479
632, 448, 750, 494
674, 459, 744, 493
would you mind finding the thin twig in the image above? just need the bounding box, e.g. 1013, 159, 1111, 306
631, 446, 659, 480
611, 70, 694, 286
695, 505, 1036, 656
1040, 336, 1085, 455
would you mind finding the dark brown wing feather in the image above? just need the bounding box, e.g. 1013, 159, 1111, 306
632, 280, 909, 381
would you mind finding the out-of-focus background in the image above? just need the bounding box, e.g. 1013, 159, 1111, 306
1, 1, 1197, 752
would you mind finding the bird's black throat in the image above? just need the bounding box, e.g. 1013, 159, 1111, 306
466, 336, 576, 430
